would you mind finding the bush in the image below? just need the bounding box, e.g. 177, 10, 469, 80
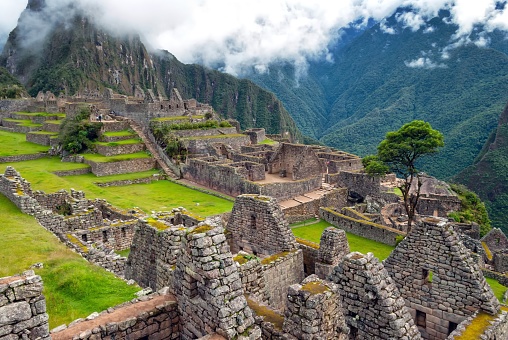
59, 109, 102, 154
449, 183, 491, 237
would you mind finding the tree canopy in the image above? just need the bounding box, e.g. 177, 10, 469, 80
364, 120, 444, 230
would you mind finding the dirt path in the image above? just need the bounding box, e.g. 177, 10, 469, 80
51, 295, 176, 340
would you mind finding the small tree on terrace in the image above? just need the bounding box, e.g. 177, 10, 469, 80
363, 120, 444, 231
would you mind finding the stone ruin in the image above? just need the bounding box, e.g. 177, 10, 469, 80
2, 182, 508, 338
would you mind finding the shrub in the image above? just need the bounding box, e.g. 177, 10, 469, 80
449, 183, 491, 237
59, 108, 102, 154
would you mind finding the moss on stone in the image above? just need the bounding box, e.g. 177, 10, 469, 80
260, 251, 291, 265
189, 224, 213, 234
482, 241, 493, 261
296, 237, 320, 249
455, 311, 498, 339
301, 281, 329, 295
233, 254, 257, 265
246, 297, 284, 330
147, 218, 169, 231
66, 234, 89, 253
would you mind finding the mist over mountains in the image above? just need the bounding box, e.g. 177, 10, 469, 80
1, 0, 508, 229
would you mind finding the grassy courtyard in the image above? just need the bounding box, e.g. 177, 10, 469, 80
0, 193, 140, 328
292, 220, 396, 260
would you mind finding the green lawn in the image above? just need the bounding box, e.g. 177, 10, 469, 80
3, 118, 42, 127
94, 139, 142, 146
101, 130, 136, 137
0, 157, 233, 216
0, 193, 139, 328
0, 130, 49, 156
15, 111, 66, 118
292, 220, 395, 260
486, 277, 507, 302
82, 151, 151, 163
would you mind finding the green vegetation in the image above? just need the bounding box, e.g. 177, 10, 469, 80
82, 152, 151, 163
115, 249, 131, 258
259, 138, 277, 145
0, 157, 233, 216
485, 277, 506, 302
246, 298, 284, 330
0, 193, 139, 328
94, 139, 142, 146
0, 66, 25, 98
185, 134, 245, 140
291, 220, 395, 260
449, 183, 491, 237
0, 130, 49, 156
15, 112, 66, 118
364, 120, 444, 230
3, 118, 42, 127
301, 281, 329, 295
59, 109, 102, 154
101, 130, 136, 137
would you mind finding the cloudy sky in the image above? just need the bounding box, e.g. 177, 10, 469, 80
1, 0, 507, 75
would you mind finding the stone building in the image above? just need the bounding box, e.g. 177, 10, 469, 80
268, 143, 323, 180
384, 218, 500, 339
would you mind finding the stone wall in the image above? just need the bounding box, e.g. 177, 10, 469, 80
259, 176, 322, 201
283, 275, 347, 339
448, 310, 508, 340
73, 221, 136, 251
268, 143, 323, 180
494, 251, 508, 273
171, 127, 238, 138
296, 242, 319, 276
417, 196, 462, 218
42, 122, 61, 133
244, 129, 266, 144
236, 258, 268, 304
482, 228, 508, 253
282, 188, 348, 220
0, 153, 47, 164
330, 171, 381, 197
0, 271, 50, 340
94, 175, 161, 187
95, 142, 145, 157
26, 132, 57, 146
172, 224, 261, 339
262, 250, 305, 311
315, 227, 350, 280
50, 291, 180, 340
0, 99, 33, 114
125, 221, 183, 290
330, 252, 422, 339
384, 219, 500, 339
320, 207, 404, 246
0, 167, 41, 216
84, 158, 156, 176
184, 135, 251, 154
228, 195, 298, 256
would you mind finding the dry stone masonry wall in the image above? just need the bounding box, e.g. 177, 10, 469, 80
315, 227, 350, 280
330, 252, 422, 340
384, 218, 500, 339
0, 271, 50, 340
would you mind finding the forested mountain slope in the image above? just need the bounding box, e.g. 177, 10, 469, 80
0, 1, 302, 139
249, 11, 508, 179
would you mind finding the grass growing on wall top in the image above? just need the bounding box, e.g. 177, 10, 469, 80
0, 130, 49, 156
0, 193, 139, 328
101, 130, 136, 137
291, 220, 395, 260
485, 277, 507, 302
0, 157, 233, 216
82, 152, 151, 163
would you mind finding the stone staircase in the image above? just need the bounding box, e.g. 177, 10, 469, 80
119, 117, 180, 179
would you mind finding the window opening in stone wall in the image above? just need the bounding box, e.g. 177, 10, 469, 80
250, 214, 256, 229
350, 326, 358, 339
422, 268, 432, 285
102, 230, 107, 243
81, 234, 88, 242
448, 321, 458, 335
121, 227, 126, 238
416, 310, 426, 328
497, 237, 500, 245
189, 277, 198, 298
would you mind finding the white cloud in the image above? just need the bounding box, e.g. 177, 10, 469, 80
1, 0, 508, 75
405, 57, 447, 69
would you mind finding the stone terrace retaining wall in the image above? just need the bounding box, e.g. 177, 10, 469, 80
171, 127, 238, 138
85, 158, 156, 176
282, 188, 348, 219
52, 167, 91, 176
26, 132, 57, 146
0, 271, 50, 340
184, 135, 250, 154
95, 142, 145, 157
326, 171, 381, 198
237, 259, 269, 304
320, 207, 404, 246
0, 152, 47, 164
262, 250, 305, 311
259, 176, 322, 202
42, 121, 61, 133
51, 291, 180, 340
95, 175, 161, 187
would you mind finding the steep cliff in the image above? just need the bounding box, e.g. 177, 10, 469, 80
455, 102, 508, 234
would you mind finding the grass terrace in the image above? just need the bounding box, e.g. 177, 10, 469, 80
15, 111, 66, 118
94, 138, 142, 146
82, 151, 151, 163
152, 116, 191, 122
44, 120, 63, 125
3, 118, 42, 127
259, 138, 277, 145
101, 130, 137, 138
185, 134, 246, 140
0, 130, 49, 156
0, 157, 233, 216
291, 219, 395, 260
30, 131, 59, 135
0, 193, 140, 328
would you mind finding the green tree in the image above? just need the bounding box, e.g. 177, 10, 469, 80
364, 120, 444, 231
